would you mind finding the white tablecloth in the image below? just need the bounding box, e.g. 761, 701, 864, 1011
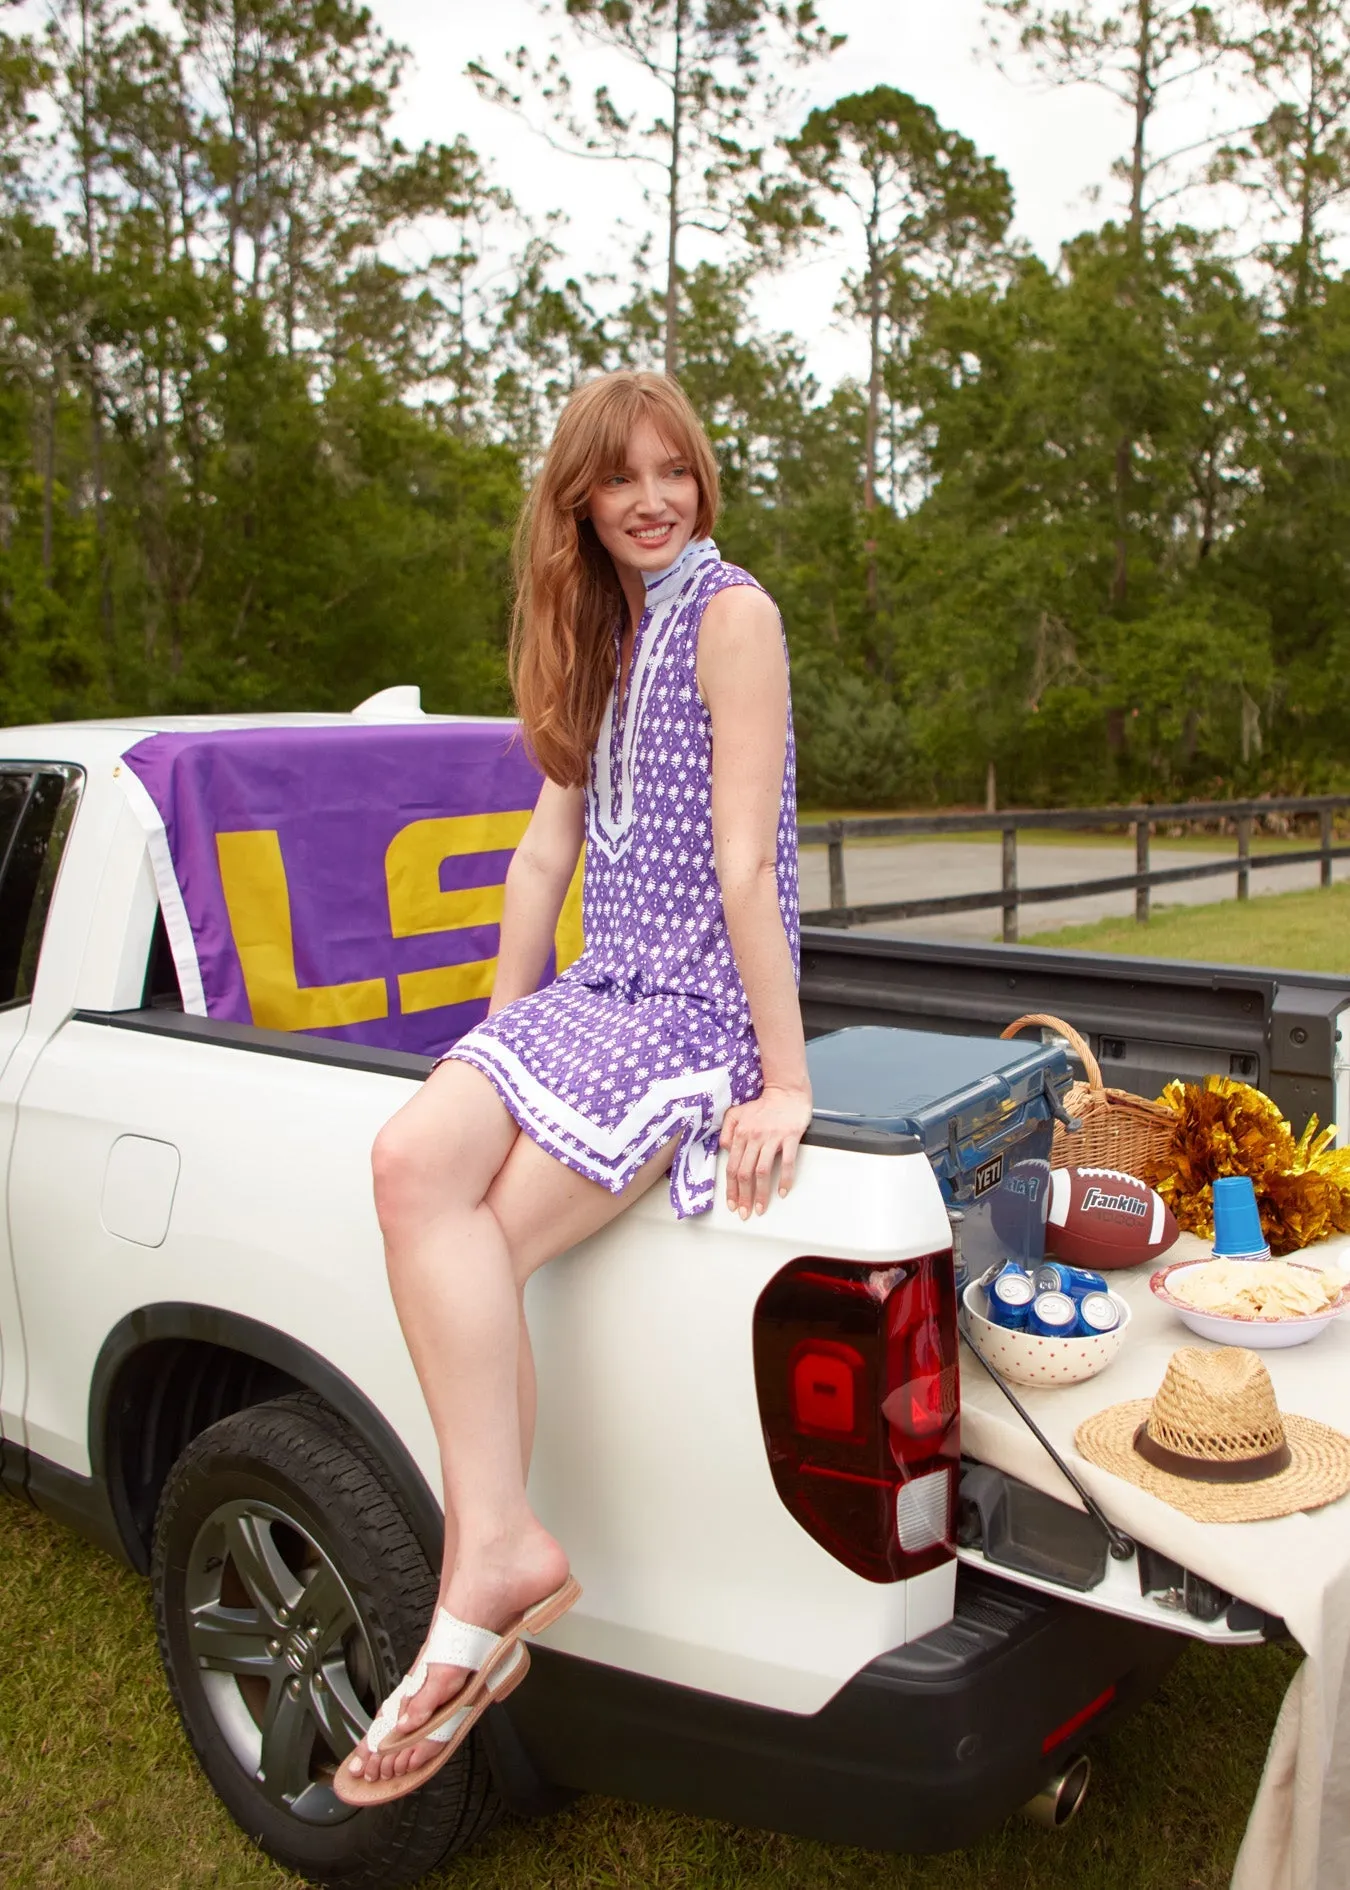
959, 1228, 1350, 1890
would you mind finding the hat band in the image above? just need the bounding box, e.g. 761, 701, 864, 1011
1131, 1423, 1292, 1485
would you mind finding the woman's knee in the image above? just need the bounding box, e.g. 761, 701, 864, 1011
370, 1114, 436, 1236
371, 1075, 515, 1238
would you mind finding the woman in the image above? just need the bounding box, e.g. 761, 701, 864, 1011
338, 370, 810, 1804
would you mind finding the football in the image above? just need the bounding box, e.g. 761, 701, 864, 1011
1045, 1166, 1178, 1271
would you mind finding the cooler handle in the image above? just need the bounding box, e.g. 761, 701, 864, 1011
1043, 1073, 1082, 1134
1001, 1012, 1103, 1093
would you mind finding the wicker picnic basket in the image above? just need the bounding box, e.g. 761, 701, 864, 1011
1000, 1012, 1176, 1178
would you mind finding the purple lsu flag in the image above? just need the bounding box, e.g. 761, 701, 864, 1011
121, 720, 582, 1060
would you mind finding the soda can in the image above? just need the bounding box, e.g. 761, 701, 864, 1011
1035, 1261, 1108, 1300
988, 1268, 1036, 1331
1027, 1290, 1079, 1339
1078, 1291, 1121, 1336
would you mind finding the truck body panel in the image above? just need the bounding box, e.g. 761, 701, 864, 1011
3, 713, 1340, 1879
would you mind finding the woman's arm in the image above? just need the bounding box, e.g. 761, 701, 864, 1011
698, 584, 811, 1218
489, 777, 585, 1014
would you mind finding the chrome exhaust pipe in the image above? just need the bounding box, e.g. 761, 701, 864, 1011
1021, 1754, 1091, 1829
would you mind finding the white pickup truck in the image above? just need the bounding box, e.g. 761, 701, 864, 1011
2, 714, 1340, 1890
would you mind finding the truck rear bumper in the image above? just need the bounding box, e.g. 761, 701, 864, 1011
491, 1565, 1185, 1853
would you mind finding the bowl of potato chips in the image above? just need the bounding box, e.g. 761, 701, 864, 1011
1150, 1256, 1350, 1349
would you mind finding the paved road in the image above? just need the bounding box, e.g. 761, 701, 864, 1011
796, 839, 1350, 943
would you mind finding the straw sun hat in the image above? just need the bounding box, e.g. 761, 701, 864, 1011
1075, 1347, 1350, 1524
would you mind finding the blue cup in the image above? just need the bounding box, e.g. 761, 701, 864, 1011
1212, 1175, 1269, 1258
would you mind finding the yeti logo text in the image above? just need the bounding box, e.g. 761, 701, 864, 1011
973, 1155, 1004, 1198
1082, 1186, 1148, 1218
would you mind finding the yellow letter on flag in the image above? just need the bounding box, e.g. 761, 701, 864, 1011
386, 811, 532, 1015
216, 830, 388, 1031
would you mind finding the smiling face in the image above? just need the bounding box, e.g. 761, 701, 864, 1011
584, 416, 701, 590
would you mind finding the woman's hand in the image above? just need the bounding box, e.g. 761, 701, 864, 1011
719, 1082, 814, 1219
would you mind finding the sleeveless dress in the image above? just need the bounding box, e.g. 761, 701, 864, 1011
441, 535, 799, 1218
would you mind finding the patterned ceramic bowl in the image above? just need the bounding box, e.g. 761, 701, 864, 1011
962, 1278, 1131, 1387
1150, 1258, 1350, 1350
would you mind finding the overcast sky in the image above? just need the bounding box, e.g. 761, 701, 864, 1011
380, 0, 1268, 386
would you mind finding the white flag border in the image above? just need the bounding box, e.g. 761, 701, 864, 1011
117, 763, 210, 1017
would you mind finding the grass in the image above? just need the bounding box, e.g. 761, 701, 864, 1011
1027, 880, 1350, 974
0, 1495, 1299, 1889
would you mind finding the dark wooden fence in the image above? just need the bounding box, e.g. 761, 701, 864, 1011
798, 796, 1350, 942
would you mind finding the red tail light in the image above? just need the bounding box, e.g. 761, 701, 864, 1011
791, 1340, 864, 1438
753, 1251, 959, 1582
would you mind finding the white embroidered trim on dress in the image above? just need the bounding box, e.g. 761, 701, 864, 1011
590, 537, 720, 864
446, 1032, 732, 1215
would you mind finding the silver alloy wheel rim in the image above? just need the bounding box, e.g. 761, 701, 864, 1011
184, 1497, 378, 1825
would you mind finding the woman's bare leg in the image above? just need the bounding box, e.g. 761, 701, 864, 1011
352, 1059, 675, 1783
349, 1059, 533, 1782
496, 1132, 678, 1476
517, 1300, 538, 1474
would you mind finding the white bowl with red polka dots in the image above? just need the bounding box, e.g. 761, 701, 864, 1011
962, 1278, 1131, 1387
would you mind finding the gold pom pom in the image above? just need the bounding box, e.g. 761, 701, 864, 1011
1144, 1076, 1350, 1255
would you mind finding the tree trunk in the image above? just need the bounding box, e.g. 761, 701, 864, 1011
226, 2, 244, 306
1113, 0, 1153, 608
76, 1, 113, 645
1292, 41, 1320, 313
1197, 445, 1217, 559
89, 373, 113, 644
663, 0, 686, 377
0, 467, 11, 626
453, 256, 469, 434
1112, 435, 1131, 602
863, 186, 882, 613
985, 759, 997, 813
41, 374, 59, 585
1128, 0, 1152, 246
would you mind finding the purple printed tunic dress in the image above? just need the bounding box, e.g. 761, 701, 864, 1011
443, 536, 799, 1217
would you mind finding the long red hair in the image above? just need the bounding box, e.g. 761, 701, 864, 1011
510, 371, 720, 786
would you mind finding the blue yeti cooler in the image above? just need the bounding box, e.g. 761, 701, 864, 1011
805, 1025, 1074, 1282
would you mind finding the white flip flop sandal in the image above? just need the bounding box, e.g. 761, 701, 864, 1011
376, 1573, 580, 1757
332, 1612, 533, 1809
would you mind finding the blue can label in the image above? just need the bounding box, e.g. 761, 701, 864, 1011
1028, 1290, 1079, 1337
1036, 1262, 1108, 1299
988, 1269, 1035, 1330
1078, 1292, 1121, 1334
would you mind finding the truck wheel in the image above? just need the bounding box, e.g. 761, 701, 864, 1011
151, 1393, 503, 1889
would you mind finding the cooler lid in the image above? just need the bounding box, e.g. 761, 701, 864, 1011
806, 1024, 1069, 1144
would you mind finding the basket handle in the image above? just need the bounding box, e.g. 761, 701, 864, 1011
1000, 1013, 1104, 1093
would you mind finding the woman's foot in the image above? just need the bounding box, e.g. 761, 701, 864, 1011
346, 1524, 570, 1785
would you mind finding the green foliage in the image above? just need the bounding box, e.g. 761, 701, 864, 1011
784, 85, 1013, 537
2, 0, 1350, 810
884, 222, 1290, 802
0, 0, 522, 729
791, 655, 909, 806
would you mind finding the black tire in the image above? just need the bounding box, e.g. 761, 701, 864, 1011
151, 1392, 504, 1889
